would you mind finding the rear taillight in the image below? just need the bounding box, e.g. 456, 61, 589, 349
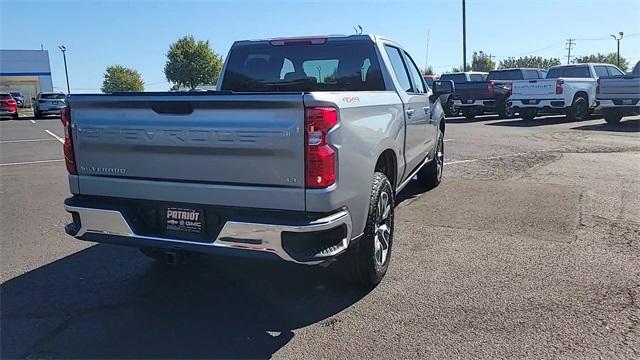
487, 81, 495, 97
555, 79, 564, 95
596, 78, 600, 94
305, 107, 338, 188
60, 106, 77, 174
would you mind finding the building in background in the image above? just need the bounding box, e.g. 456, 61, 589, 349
0, 50, 54, 107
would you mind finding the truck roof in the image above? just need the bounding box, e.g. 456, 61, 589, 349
549, 63, 614, 68
233, 34, 380, 47
443, 71, 488, 75
491, 68, 542, 71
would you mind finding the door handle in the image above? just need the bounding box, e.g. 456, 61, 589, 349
406, 108, 415, 118
423, 106, 430, 114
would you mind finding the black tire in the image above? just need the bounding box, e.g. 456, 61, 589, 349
417, 128, 444, 189
443, 96, 456, 117
462, 110, 475, 120
340, 172, 394, 287
566, 95, 589, 121
603, 110, 623, 124
12, 112, 19, 120
33, 110, 40, 119
498, 99, 515, 119
520, 108, 537, 121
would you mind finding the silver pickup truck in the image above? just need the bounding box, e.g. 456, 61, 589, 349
596, 61, 640, 123
63, 34, 452, 286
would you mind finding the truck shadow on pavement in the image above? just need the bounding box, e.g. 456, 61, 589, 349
1, 244, 371, 359
571, 118, 640, 133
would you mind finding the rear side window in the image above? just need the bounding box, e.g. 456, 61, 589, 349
606, 66, 624, 76
594, 66, 609, 78
221, 41, 385, 92
546, 66, 590, 78
469, 74, 485, 81
487, 70, 524, 81
440, 73, 468, 84
384, 45, 412, 93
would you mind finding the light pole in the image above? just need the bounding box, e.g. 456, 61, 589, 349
462, 0, 467, 71
58, 45, 70, 94
610, 32, 623, 68
316, 65, 322, 83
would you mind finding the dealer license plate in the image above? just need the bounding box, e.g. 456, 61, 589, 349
166, 207, 203, 233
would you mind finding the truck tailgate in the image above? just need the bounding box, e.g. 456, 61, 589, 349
453, 82, 490, 100
512, 79, 556, 97
69, 93, 306, 210
598, 76, 640, 98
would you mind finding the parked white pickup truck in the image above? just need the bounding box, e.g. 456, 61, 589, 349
511, 63, 625, 121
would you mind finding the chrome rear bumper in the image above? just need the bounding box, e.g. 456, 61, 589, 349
64, 204, 352, 264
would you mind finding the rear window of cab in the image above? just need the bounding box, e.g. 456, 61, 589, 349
221, 41, 385, 92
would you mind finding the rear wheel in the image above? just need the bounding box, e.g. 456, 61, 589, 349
498, 99, 514, 119
520, 108, 537, 121
417, 128, 444, 189
33, 110, 40, 119
567, 95, 589, 121
340, 172, 394, 287
12, 112, 19, 120
443, 96, 456, 117
603, 109, 623, 124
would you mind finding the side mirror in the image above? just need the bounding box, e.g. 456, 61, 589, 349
432, 80, 454, 97
31, 97, 36, 101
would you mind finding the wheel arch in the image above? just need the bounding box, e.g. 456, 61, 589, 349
574, 90, 589, 103
374, 149, 397, 190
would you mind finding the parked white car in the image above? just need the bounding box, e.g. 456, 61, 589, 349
511, 63, 624, 121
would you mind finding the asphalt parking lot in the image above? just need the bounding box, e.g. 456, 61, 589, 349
1, 113, 639, 359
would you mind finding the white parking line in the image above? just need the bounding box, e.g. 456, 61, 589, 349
30, 119, 36, 124
443, 139, 454, 142
0, 159, 64, 167
0, 138, 57, 144
44, 130, 64, 143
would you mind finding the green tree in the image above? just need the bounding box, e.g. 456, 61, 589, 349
421, 66, 434, 75
471, 51, 495, 72
164, 35, 223, 90
450, 65, 469, 73
101, 65, 144, 93
498, 56, 561, 69
572, 52, 628, 72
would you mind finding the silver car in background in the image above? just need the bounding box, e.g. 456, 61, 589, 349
33, 92, 66, 118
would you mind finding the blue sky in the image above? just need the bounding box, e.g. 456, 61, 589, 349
1, 0, 639, 92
